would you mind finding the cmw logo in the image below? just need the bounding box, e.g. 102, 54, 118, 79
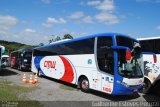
44, 61, 56, 69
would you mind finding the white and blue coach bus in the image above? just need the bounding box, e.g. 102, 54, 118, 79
31, 33, 144, 95
138, 37, 160, 94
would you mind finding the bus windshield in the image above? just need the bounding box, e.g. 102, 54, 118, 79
116, 36, 143, 78
23, 52, 32, 63
24, 52, 32, 58
11, 52, 18, 57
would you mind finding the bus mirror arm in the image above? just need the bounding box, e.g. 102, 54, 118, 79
142, 52, 156, 55
111, 46, 132, 61
111, 46, 130, 51
142, 52, 157, 63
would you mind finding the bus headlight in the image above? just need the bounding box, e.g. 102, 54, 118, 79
24, 59, 27, 62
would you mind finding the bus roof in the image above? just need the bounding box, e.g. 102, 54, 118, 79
49, 39, 72, 44
11, 48, 32, 53
17, 48, 32, 52
35, 33, 135, 49
137, 37, 160, 41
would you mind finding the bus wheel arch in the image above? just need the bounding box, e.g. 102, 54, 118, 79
143, 77, 152, 94
78, 75, 90, 93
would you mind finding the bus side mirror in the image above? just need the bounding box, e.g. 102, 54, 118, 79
111, 46, 132, 61
111, 46, 130, 50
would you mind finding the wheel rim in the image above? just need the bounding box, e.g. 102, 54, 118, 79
82, 80, 89, 89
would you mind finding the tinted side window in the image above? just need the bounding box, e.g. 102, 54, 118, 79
33, 46, 58, 56
140, 40, 155, 53
33, 38, 94, 56
65, 38, 94, 54
116, 36, 136, 50
97, 37, 114, 75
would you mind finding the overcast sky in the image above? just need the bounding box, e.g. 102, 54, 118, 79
0, 0, 160, 45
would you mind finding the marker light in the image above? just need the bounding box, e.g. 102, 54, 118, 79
153, 55, 157, 63
126, 50, 131, 61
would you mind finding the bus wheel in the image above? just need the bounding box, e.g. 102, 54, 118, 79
153, 81, 160, 95
143, 79, 151, 94
80, 77, 90, 92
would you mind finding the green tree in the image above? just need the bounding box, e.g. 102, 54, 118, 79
49, 35, 56, 43
55, 36, 61, 41
49, 35, 61, 43
63, 34, 73, 39
39, 43, 44, 46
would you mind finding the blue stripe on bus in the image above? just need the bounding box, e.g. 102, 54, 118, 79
142, 52, 156, 56
111, 46, 130, 50
111, 36, 124, 95
111, 36, 142, 95
111, 37, 142, 94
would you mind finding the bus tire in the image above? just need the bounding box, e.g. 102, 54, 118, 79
143, 79, 151, 94
152, 80, 160, 95
80, 77, 90, 93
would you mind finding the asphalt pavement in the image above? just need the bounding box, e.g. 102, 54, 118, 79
0, 67, 160, 107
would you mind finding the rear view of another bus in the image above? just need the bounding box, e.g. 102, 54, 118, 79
17, 48, 32, 71
138, 37, 160, 94
10, 51, 18, 68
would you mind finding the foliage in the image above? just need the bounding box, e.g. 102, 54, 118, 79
55, 36, 61, 41
48, 34, 74, 43
63, 34, 73, 39
0, 40, 35, 55
0, 79, 41, 107
38, 43, 44, 46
